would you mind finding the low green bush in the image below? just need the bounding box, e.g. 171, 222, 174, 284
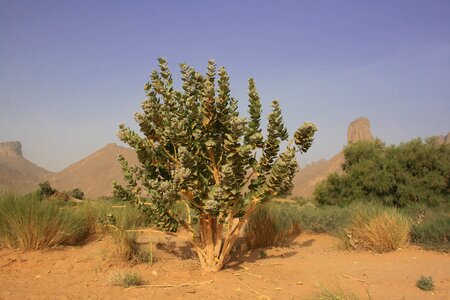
298, 205, 351, 234
411, 209, 450, 251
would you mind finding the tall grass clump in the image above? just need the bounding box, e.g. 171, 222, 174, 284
244, 202, 301, 249
82, 200, 152, 263
343, 203, 410, 253
0, 194, 89, 250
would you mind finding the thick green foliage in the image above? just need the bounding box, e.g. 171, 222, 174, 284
36, 181, 56, 199
113, 58, 317, 233
69, 188, 85, 200
315, 138, 450, 207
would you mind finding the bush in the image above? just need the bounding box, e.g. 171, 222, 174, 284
244, 202, 301, 249
316, 139, 450, 207
298, 205, 351, 234
416, 275, 435, 291
69, 188, 85, 200
342, 204, 410, 252
411, 209, 450, 251
36, 181, 56, 199
0, 194, 90, 250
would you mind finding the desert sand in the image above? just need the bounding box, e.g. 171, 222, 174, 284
0, 232, 448, 300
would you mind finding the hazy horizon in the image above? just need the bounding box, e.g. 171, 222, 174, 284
1, 0, 449, 172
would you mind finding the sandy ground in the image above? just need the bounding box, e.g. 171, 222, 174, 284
0, 233, 449, 300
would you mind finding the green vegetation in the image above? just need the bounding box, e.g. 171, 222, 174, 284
36, 180, 56, 199
110, 270, 145, 287
69, 188, 85, 200
114, 58, 317, 271
244, 202, 301, 249
0, 194, 89, 250
315, 139, 450, 207
416, 275, 435, 291
298, 204, 351, 234
410, 209, 450, 251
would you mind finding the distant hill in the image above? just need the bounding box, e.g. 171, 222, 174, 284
0, 141, 54, 193
292, 117, 374, 198
49, 143, 139, 199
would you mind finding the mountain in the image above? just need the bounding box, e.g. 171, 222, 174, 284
292, 117, 374, 198
49, 143, 139, 199
0, 141, 54, 193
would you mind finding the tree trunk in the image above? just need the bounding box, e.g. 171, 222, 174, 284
193, 201, 258, 271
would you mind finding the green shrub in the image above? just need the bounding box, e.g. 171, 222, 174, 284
36, 181, 56, 199
416, 275, 435, 291
298, 205, 351, 234
69, 188, 85, 200
411, 210, 450, 251
316, 139, 450, 207
244, 202, 301, 249
342, 204, 410, 252
0, 194, 89, 250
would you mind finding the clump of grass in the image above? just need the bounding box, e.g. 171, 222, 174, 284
244, 202, 301, 249
314, 282, 361, 300
0, 194, 89, 250
110, 270, 145, 287
343, 204, 410, 253
416, 275, 435, 291
112, 230, 153, 263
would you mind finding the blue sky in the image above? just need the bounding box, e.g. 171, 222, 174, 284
1, 0, 449, 171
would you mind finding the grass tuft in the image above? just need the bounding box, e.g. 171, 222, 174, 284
416, 275, 435, 291
244, 202, 301, 249
342, 204, 410, 253
0, 194, 89, 250
110, 270, 145, 287
314, 282, 362, 300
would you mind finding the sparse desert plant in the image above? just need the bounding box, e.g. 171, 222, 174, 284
111, 230, 153, 264
314, 281, 362, 300
110, 270, 145, 287
113, 58, 317, 271
0, 194, 89, 250
416, 275, 435, 291
244, 202, 301, 249
343, 204, 410, 253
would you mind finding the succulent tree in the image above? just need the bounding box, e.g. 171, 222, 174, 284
114, 58, 317, 271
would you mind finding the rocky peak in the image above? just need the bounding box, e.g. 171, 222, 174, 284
347, 117, 374, 144
0, 141, 23, 157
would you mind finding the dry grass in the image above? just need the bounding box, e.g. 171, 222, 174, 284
344, 206, 410, 253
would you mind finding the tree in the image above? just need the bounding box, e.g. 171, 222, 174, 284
315, 139, 450, 207
113, 58, 317, 271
